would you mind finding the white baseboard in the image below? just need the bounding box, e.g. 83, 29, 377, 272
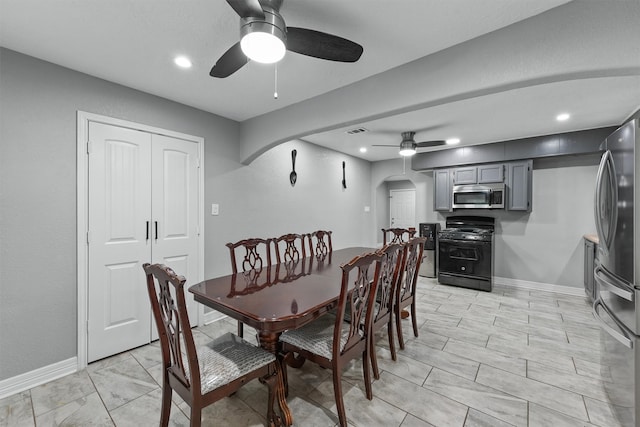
202, 309, 226, 325
493, 276, 585, 296
0, 357, 78, 400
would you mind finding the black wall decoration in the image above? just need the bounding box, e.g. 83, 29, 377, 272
342, 161, 347, 189
290, 149, 297, 186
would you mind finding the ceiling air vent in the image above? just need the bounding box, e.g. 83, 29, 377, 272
345, 127, 368, 135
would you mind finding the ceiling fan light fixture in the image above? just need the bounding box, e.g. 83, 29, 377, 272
240, 10, 287, 64
399, 140, 417, 156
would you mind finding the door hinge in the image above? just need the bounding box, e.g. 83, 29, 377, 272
196, 157, 201, 168
87, 141, 92, 154
86, 231, 91, 244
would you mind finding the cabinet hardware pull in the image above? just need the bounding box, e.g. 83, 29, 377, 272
155, 221, 158, 240
146, 221, 150, 240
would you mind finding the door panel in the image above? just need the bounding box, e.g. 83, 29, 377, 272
88, 122, 152, 362
151, 134, 199, 322
389, 189, 415, 229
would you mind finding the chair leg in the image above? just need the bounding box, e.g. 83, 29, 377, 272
369, 332, 380, 380
159, 382, 172, 427
411, 302, 419, 338
332, 369, 348, 427
387, 318, 397, 361
395, 307, 405, 350
363, 348, 373, 401
190, 406, 202, 427
237, 321, 244, 338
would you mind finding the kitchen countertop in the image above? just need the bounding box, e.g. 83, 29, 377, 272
584, 234, 599, 244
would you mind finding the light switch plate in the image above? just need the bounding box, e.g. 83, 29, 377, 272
211, 203, 219, 215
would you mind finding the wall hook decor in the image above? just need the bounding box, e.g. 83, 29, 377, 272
289, 149, 297, 186
342, 161, 347, 189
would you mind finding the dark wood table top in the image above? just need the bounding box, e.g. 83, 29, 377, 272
189, 247, 375, 334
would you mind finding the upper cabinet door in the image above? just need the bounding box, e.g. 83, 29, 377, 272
453, 167, 477, 185
477, 164, 504, 183
506, 160, 532, 211
434, 169, 452, 211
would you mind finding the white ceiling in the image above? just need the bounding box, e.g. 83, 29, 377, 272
1, 0, 639, 162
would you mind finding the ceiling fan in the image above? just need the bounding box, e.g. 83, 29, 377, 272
373, 131, 446, 156
210, 0, 364, 78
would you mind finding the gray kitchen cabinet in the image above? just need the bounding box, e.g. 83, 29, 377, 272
453, 167, 477, 185
434, 169, 452, 211
584, 237, 598, 301
477, 164, 504, 183
506, 160, 532, 211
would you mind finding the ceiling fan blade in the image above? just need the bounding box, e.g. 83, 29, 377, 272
416, 140, 446, 148
226, 0, 265, 19
210, 42, 249, 78
371, 144, 399, 147
286, 27, 363, 62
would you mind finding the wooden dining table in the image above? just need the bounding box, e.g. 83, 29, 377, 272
189, 246, 376, 426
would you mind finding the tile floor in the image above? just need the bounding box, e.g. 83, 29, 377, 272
0, 278, 626, 426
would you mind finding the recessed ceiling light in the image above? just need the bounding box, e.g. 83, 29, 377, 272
556, 113, 570, 121
174, 56, 192, 69
359, 147, 367, 153
446, 138, 460, 145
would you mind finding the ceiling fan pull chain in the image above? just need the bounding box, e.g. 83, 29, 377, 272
274, 63, 278, 99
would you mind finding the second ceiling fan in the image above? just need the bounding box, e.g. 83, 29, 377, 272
373, 131, 446, 156
210, 0, 364, 78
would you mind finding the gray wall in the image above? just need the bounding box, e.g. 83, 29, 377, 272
0, 48, 371, 381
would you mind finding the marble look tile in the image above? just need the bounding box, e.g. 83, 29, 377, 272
485, 336, 576, 372
34, 392, 113, 426
493, 316, 569, 342
410, 329, 449, 351
400, 413, 436, 427
30, 370, 96, 416
528, 335, 601, 364
191, 394, 267, 427
526, 361, 609, 402
0, 391, 34, 427
423, 368, 527, 426
421, 323, 490, 347
421, 311, 462, 328
400, 341, 480, 381
129, 342, 163, 369
458, 319, 528, 345
584, 396, 631, 427
436, 302, 472, 317
464, 408, 515, 427
89, 355, 159, 410
109, 388, 189, 427
476, 365, 588, 421
528, 403, 599, 427
373, 346, 433, 386
370, 371, 468, 427
443, 339, 526, 377
573, 358, 613, 383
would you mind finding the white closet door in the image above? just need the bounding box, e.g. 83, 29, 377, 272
150, 133, 199, 328
88, 122, 152, 362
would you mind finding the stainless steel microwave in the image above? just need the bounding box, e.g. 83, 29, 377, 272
452, 183, 505, 209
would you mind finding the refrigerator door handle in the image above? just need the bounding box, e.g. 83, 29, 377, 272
594, 265, 634, 301
594, 150, 617, 255
593, 298, 634, 349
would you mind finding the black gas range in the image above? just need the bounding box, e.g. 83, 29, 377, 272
437, 216, 495, 292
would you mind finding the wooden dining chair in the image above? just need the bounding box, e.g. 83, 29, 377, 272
394, 237, 426, 349
279, 251, 383, 427
368, 242, 405, 379
226, 237, 273, 337
274, 233, 307, 264
381, 227, 417, 245
142, 263, 281, 427
308, 230, 333, 259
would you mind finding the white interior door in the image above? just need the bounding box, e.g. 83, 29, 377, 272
87, 123, 200, 362
389, 189, 416, 229
88, 122, 152, 362
150, 133, 199, 337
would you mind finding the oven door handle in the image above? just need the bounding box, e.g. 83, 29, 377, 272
593, 297, 633, 349
594, 265, 634, 302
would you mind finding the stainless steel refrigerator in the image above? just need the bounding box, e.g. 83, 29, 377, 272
593, 119, 639, 427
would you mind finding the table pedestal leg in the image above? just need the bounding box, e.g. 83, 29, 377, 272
259, 332, 293, 427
